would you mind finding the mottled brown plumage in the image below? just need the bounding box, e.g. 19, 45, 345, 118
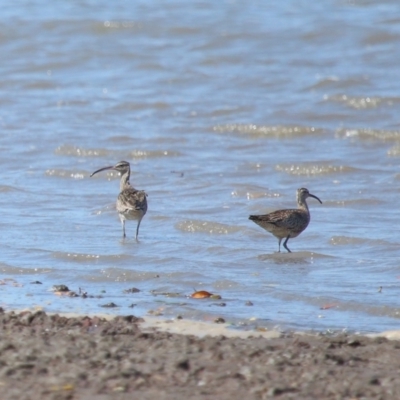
90, 161, 147, 240
249, 188, 322, 253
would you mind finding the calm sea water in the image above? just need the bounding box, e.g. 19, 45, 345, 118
0, 0, 400, 333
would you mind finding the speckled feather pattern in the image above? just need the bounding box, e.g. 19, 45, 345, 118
117, 184, 148, 221
249, 209, 310, 239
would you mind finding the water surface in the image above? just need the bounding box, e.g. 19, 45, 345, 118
1, 0, 400, 333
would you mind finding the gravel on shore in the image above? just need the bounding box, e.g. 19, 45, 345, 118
1, 309, 400, 400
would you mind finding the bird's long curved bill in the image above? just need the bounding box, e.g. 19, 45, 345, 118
90, 165, 114, 177
309, 193, 322, 204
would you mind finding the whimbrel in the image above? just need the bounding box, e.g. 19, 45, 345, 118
249, 188, 322, 253
90, 161, 148, 240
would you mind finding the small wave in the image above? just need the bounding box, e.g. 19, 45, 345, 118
330, 236, 390, 247
55, 144, 110, 157
209, 106, 251, 117
258, 251, 334, 264
212, 124, 324, 139
275, 163, 356, 176
90, 267, 160, 282
23, 81, 57, 90
101, 20, 140, 30
231, 185, 281, 200
363, 31, 399, 46
111, 101, 171, 112
52, 252, 132, 263
272, 292, 400, 323
106, 135, 134, 143
55, 144, 181, 159
387, 144, 400, 157
45, 169, 86, 179
336, 128, 400, 142
326, 94, 399, 109
175, 219, 243, 235
212, 280, 242, 290
259, 251, 333, 260
328, 198, 385, 207
307, 76, 367, 90
0, 263, 51, 274
0, 185, 21, 192
128, 149, 181, 159
308, 76, 340, 89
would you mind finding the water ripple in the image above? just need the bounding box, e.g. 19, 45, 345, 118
231, 185, 281, 200
55, 144, 181, 159
45, 169, 86, 179
212, 124, 324, 139
0, 185, 21, 192
52, 252, 132, 263
55, 145, 110, 157
275, 164, 357, 176
387, 144, 400, 157
176, 219, 243, 235
0, 263, 51, 275
336, 128, 400, 142
330, 236, 391, 247
326, 94, 400, 109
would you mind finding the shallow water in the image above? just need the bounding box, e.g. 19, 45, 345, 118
1, 0, 400, 333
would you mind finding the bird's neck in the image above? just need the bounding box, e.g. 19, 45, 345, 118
120, 170, 131, 191
297, 199, 309, 213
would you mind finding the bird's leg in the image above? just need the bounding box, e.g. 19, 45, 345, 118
135, 216, 143, 241
121, 219, 126, 238
283, 235, 291, 253
278, 238, 282, 253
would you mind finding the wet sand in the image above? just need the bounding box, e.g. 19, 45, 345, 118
1, 309, 400, 400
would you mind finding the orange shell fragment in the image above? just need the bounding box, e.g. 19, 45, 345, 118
190, 290, 213, 299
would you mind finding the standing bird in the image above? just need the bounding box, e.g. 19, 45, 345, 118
90, 161, 148, 240
249, 188, 322, 253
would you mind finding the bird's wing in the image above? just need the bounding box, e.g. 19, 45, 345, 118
250, 209, 307, 229
118, 188, 148, 212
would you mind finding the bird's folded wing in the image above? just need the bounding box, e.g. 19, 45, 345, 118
252, 209, 303, 229
118, 189, 147, 211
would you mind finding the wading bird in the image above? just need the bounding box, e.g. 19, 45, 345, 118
91, 161, 147, 240
249, 188, 322, 252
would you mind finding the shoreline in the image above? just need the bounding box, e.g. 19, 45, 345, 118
32, 309, 400, 340
1, 309, 400, 399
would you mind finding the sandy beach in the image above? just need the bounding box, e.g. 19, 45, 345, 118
1, 309, 400, 400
